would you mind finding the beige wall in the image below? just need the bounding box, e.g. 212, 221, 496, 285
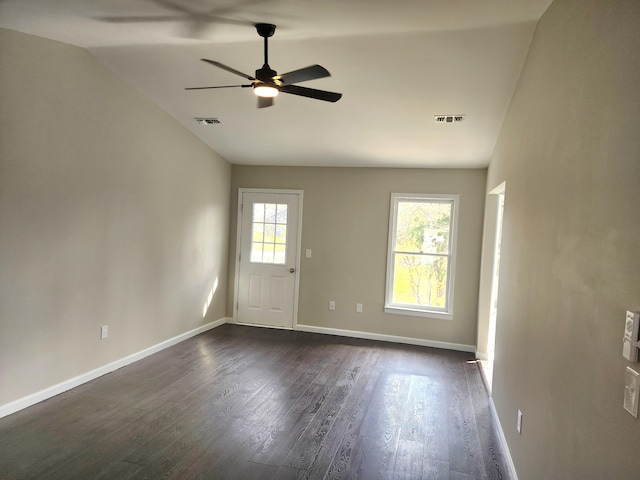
0, 29, 230, 407
228, 166, 486, 348
488, 0, 640, 478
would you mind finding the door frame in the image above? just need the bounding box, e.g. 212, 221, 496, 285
232, 188, 304, 329
476, 181, 506, 390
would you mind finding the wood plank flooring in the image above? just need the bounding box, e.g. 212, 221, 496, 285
0, 325, 511, 480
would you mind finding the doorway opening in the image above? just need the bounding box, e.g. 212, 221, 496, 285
476, 181, 506, 392
485, 187, 505, 385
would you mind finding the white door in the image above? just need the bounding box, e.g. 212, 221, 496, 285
236, 190, 301, 328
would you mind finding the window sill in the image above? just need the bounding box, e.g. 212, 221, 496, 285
384, 305, 453, 321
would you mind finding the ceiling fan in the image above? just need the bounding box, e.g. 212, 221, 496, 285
186, 23, 342, 108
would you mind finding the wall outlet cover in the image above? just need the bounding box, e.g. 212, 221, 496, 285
624, 367, 639, 418
517, 409, 523, 434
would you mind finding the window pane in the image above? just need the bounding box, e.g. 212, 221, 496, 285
252, 223, 264, 242
263, 243, 275, 263
275, 224, 287, 244
276, 204, 288, 224
253, 203, 265, 223
274, 244, 286, 264
251, 242, 263, 262
392, 253, 448, 308
265, 204, 276, 223
264, 223, 275, 243
395, 201, 452, 254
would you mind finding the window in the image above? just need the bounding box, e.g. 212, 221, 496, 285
250, 202, 288, 264
385, 193, 458, 319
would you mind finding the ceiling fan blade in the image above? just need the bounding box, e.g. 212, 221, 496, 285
97, 15, 187, 23
201, 59, 255, 80
185, 85, 252, 90
276, 65, 330, 86
279, 85, 342, 103
258, 97, 274, 108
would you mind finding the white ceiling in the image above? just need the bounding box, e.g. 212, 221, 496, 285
0, 0, 552, 167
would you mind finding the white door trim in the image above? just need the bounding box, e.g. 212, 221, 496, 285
233, 188, 303, 329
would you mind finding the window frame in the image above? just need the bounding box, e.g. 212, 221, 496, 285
384, 193, 459, 320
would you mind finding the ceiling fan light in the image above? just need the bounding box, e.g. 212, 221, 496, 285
254, 84, 279, 97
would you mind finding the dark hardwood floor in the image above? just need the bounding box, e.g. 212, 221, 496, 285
0, 325, 511, 480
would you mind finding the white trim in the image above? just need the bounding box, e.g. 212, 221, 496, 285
384, 193, 459, 319
234, 188, 303, 328
232, 190, 243, 323
295, 324, 475, 353
475, 351, 489, 361
489, 180, 507, 196
489, 397, 519, 480
384, 305, 453, 320
0, 317, 230, 419
235, 321, 292, 330
292, 193, 303, 330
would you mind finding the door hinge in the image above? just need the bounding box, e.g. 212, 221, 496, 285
241, 203, 243, 213
238, 252, 241, 263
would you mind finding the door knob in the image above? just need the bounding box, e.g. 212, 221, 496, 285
289, 268, 295, 273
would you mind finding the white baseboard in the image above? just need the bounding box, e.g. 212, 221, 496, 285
489, 397, 519, 480
295, 324, 475, 353
0, 317, 230, 419
475, 351, 489, 361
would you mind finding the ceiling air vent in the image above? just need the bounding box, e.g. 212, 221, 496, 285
434, 114, 465, 123
195, 117, 221, 125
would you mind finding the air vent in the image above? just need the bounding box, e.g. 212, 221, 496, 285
434, 115, 465, 123
195, 118, 221, 125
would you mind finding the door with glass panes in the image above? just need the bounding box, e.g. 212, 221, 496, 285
237, 191, 300, 328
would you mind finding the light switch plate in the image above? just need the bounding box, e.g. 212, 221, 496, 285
100, 325, 108, 339
306, 249, 312, 258
624, 367, 639, 418
623, 310, 639, 362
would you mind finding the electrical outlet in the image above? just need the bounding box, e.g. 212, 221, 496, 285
356, 303, 363, 313
329, 300, 335, 311
517, 410, 523, 434
100, 325, 108, 339
306, 249, 312, 258
624, 367, 639, 418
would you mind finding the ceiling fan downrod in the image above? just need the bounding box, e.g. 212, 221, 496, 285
256, 23, 276, 67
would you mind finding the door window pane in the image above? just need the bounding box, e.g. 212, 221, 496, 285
276, 205, 288, 223
265, 203, 276, 223
274, 244, 286, 264
251, 242, 264, 262
253, 203, 265, 222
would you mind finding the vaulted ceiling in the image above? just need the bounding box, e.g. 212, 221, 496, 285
0, 0, 552, 167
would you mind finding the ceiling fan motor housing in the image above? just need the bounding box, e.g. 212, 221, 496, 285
256, 66, 278, 83
255, 23, 276, 38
